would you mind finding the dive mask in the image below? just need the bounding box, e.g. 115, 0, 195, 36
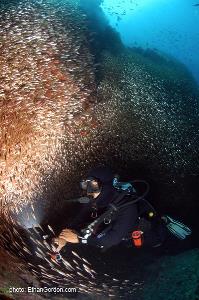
80, 177, 101, 194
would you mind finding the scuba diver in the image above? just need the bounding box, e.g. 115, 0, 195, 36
52, 166, 191, 254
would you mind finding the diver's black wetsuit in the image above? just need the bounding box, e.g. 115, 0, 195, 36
70, 184, 139, 250
69, 167, 168, 251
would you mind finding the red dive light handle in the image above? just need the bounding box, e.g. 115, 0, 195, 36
132, 230, 143, 247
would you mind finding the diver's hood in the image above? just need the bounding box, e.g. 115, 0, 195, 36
95, 184, 116, 208
87, 166, 116, 208
87, 166, 115, 184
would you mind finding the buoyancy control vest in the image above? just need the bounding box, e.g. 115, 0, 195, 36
81, 179, 156, 242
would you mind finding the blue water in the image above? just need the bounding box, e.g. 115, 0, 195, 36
101, 0, 199, 85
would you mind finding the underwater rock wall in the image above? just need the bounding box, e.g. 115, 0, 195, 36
140, 249, 199, 300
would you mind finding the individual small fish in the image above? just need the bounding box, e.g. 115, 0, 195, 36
28, 263, 35, 268
82, 264, 95, 278
31, 204, 35, 212
22, 246, 32, 255
82, 257, 91, 265
38, 265, 47, 271
55, 269, 67, 276
48, 225, 55, 235
72, 259, 80, 266
52, 280, 61, 284
76, 271, 86, 278
31, 211, 37, 220
62, 273, 74, 279
35, 251, 43, 258
62, 259, 74, 271
34, 238, 44, 247
29, 236, 37, 244
71, 250, 82, 260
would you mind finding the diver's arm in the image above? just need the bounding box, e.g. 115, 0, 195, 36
68, 203, 91, 232
54, 204, 91, 251
81, 204, 139, 250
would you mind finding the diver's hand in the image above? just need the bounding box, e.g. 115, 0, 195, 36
52, 237, 67, 252
59, 228, 79, 244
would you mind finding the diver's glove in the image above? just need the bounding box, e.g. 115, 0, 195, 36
162, 215, 192, 240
